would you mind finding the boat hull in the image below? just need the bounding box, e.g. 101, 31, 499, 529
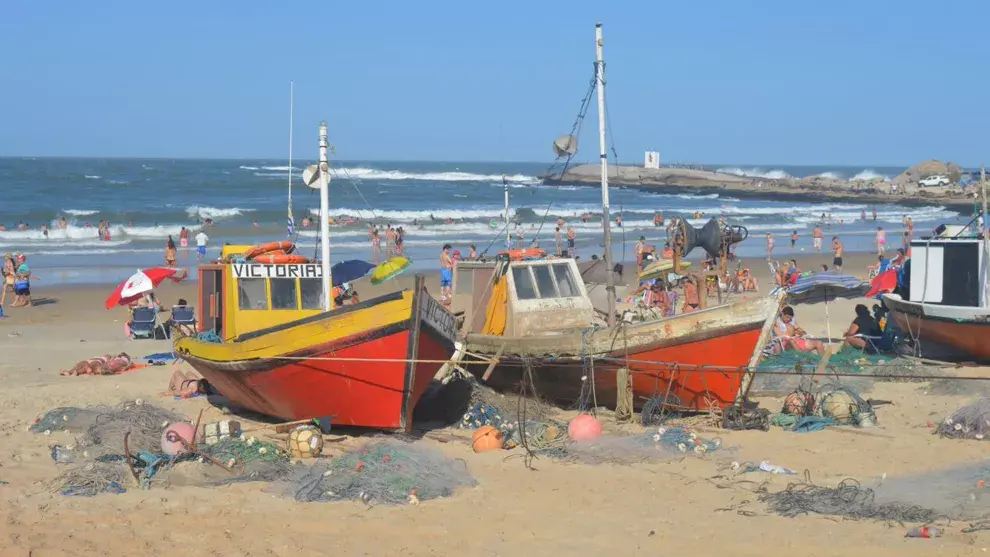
464, 295, 780, 410
174, 281, 458, 431
884, 294, 990, 362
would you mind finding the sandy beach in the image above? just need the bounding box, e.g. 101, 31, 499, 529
2, 253, 990, 556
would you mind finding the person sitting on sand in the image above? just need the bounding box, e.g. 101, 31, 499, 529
60, 353, 134, 376
773, 306, 825, 356
661, 242, 674, 259
166, 366, 218, 398
843, 304, 881, 350
740, 268, 758, 292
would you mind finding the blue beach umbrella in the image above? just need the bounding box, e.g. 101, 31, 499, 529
330, 260, 376, 287
785, 272, 869, 305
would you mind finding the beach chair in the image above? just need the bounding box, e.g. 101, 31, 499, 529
169, 305, 197, 338
129, 307, 168, 340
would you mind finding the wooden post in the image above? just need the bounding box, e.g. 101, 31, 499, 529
615, 367, 634, 422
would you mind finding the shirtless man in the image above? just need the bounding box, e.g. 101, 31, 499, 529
440, 244, 453, 303
812, 225, 823, 252
566, 226, 576, 254
385, 225, 395, 258
832, 236, 844, 272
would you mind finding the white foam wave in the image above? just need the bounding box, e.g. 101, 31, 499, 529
84, 175, 101, 180
28, 247, 161, 257
107, 180, 128, 185
186, 206, 253, 220
0, 239, 133, 249
850, 170, 890, 182
813, 172, 842, 180
306, 205, 613, 221
340, 167, 537, 183
261, 165, 298, 171
0, 223, 200, 243
717, 167, 792, 180
239, 165, 260, 170
254, 172, 297, 178
63, 209, 99, 216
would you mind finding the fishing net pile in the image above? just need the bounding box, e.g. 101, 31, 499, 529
759, 477, 939, 523
748, 350, 935, 396
873, 461, 990, 520
34, 401, 292, 496
527, 426, 722, 466
286, 438, 475, 505
935, 398, 990, 440
770, 382, 876, 431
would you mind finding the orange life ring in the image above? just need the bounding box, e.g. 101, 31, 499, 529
242, 241, 295, 260
251, 253, 310, 264
498, 248, 547, 261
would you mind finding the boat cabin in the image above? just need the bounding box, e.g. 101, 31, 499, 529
451, 258, 594, 336
907, 236, 988, 307
197, 255, 329, 340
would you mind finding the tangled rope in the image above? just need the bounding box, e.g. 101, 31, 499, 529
759, 476, 939, 523
722, 406, 771, 431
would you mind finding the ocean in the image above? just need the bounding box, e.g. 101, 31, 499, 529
0, 157, 968, 285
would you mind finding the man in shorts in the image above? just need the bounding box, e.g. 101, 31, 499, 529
195, 230, 209, 262
439, 244, 453, 304
812, 225, 823, 252
832, 236, 844, 272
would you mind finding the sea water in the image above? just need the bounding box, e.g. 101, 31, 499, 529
0, 157, 967, 285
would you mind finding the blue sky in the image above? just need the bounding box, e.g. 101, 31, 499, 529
1, 1, 987, 166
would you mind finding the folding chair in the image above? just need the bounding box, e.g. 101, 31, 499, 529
130, 307, 168, 340
169, 305, 197, 338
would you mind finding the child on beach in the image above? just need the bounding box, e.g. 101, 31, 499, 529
439, 244, 453, 305
11, 254, 36, 308
876, 227, 886, 256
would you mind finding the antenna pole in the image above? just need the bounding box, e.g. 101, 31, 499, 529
503, 174, 511, 249
319, 121, 333, 311
982, 165, 988, 308
288, 81, 294, 227
596, 22, 616, 326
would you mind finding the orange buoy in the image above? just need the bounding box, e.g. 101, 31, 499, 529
567, 414, 603, 442
251, 253, 310, 264
242, 241, 295, 260
471, 425, 504, 453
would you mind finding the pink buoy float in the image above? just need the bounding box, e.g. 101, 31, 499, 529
567, 414, 603, 442
160, 421, 196, 455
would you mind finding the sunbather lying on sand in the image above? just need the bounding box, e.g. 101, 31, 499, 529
60, 353, 134, 376
166, 366, 217, 398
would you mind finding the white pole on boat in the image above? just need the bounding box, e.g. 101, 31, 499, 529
982, 165, 988, 308
503, 174, 511, 249
595, 22, 617, 326
319, 121, 333, 311
288, 81, 294, 227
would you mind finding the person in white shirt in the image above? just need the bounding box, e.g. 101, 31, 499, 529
195, 231, 209, 261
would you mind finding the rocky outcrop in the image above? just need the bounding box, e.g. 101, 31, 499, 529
894, 159, 963, 185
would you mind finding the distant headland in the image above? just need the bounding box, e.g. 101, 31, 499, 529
543, 159, 980, 214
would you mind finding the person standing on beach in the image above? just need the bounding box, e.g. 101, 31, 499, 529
635, 236, 647, 272
11, 254, 35, 308
872, 207, 878, 221
790, 230, 798, 250
0, 253, 15, 307
553, 227, 562, 256
195, 229, 209, 262
164, 236, 177, 268
566, 226, 576, 255
832, 236, 844, 272
875, 227, 886, 256
765, 233, 774, 260
385, 225, 395, 258
370, 226, 381, 261
439, 244, 453, 304
812, 225, 823, 252
179, 227, 190, 261
903, 217, 914, 250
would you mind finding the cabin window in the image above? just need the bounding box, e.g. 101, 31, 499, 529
270, 278, 299, 310
238, 278, 269, 310
300, 278, 324, 310
532, 265, 557, 298
512, 267, 539, 300
552, 263, 580, 297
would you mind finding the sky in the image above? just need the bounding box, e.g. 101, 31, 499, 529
1, 1, 988, 166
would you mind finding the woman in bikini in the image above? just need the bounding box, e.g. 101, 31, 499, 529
164, 236, 178, 267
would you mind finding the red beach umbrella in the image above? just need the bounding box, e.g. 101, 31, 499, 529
105, 267, 186, 309
865, 269, 898, 298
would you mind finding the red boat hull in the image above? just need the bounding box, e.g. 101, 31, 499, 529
889, 311, 990, 362
475, 325, 764, 411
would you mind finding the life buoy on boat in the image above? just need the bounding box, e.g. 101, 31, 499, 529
498, 248, 547, 261
251, 252, 310, 264
242, 241, 295, 260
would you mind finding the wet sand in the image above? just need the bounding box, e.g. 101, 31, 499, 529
2, 253, 987, 556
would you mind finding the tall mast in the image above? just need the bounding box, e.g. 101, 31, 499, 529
319, 121, 333, 310
503, 174, 511, 248
288, 81, 295, 227
982, 165, 988, 308
596, 22, 616, 326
